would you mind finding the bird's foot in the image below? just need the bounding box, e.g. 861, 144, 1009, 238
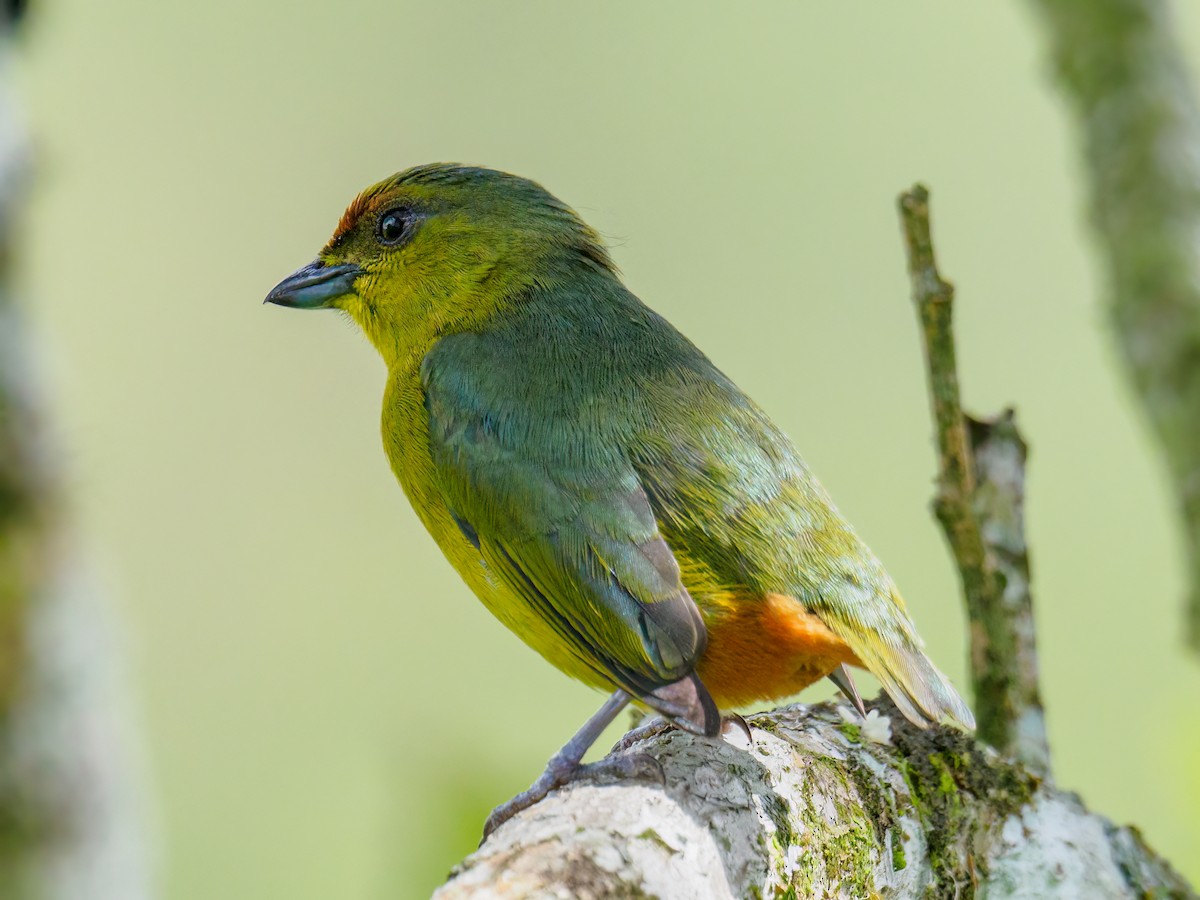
481, 751, 664, 842
482, 753, 577, 842
611, 716, 673, 753
613, 712, 753, 754
578, 750, 665, 787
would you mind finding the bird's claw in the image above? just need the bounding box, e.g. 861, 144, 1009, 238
721, 712, 753, 746
481, 751, 664, 843
614, 712, 754, 755
611, 716, 673, 753
482, 767, 566, 843
579, 751, 665, 786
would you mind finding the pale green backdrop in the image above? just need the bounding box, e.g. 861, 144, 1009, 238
15, 2, 1200, 897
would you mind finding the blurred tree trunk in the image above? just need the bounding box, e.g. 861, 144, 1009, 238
1026, 0, 1200, 653
0, 12, 150, 900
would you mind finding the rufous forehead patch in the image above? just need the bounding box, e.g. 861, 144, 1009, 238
331, 188, 376, 245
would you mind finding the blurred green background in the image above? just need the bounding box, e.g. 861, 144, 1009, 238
13, 1, 1200, 897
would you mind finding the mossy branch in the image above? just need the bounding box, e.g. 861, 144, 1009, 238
898, 186, 1050, 773
439, 702, 1193, 898
1026, 0, 1200, 654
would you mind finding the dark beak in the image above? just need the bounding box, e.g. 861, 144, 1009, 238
264, 261, 362, 309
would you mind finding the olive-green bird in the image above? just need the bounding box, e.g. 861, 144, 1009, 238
266, 164, 973, 835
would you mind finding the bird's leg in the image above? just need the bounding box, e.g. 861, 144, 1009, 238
828, 663, 867, 717
483, 690, 637, 840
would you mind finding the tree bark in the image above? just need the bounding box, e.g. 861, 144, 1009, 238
0, 17, 151, 900
437, 702, 1193, 899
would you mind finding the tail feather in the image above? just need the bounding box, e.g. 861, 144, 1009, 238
860, 640, 975, 731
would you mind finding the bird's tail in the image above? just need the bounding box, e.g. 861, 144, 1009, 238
856, 636, 975, 731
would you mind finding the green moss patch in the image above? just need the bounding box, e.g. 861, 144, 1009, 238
888, 703, 1038, 896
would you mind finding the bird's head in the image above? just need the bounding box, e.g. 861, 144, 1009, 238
265, 164, 615, 364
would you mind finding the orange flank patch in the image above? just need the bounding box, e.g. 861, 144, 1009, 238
697, 592, 861, 709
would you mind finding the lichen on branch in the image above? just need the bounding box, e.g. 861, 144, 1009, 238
437, 702, 1192, 898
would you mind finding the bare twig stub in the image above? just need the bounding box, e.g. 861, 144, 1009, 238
1027, 0, 1200, 653
898, 186, 1050, 774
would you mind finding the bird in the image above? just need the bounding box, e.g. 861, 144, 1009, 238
265, 163, 974, 836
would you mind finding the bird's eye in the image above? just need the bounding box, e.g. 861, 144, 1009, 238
377, 209, 411, 245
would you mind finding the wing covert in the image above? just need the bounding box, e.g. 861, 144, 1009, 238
420, 337, 710, 704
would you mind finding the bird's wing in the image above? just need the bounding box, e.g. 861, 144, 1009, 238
420, 338, 718, 734
631, 372, 975, 730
